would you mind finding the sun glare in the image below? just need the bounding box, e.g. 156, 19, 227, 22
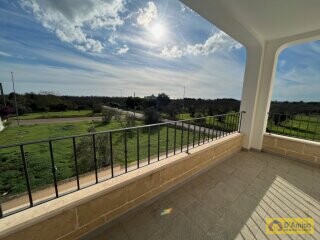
150, 23, 166, 40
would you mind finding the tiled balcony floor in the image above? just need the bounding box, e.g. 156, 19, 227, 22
84, 151, 320, 240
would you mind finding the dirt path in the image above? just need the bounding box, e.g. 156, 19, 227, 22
9, 116, 103, 126
8, 108, 144, 126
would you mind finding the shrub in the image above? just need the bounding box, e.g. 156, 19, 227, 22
143, 107, 160, 125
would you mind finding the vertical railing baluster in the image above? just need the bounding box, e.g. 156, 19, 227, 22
20, 145, 33, 207
268, 113, 273, 134
276, 114, 281, 133
313, 115, 319, 141
230, 114, 234, 133
230, 113, 235, 133
210, 117, 213, 140
92, 135, 98, 183
225, 115, 229, 135
203, 119, 206, 144
193, 123, 196, 148
49, 141, 59, 198
207, 117, 210, 141
109, 132, 114, 178
233, 113, 237, 132
166, 125, 169, 158
157, 125, 160, 161
136, 129, 140, 168
223, 116, 227, 137
219, 116, 222, 138
212, 117, 215, 139
282, 114, 287, 135
72, 137, 80, 190
124, 130, 128, 172
181, 122, 184, 152
297, 114, 303, 138
148, 127, 151, 163
289, 113, 294, 137
174, 123, 177, 155
239, 112, 243, 133
229, 114, 233, 133
187, 121, 190, 153
198, 122, 201, 145
304, 115, 311, 139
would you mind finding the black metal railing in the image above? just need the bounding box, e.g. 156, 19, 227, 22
267, 112, 320, 142
0, 112, 243, 218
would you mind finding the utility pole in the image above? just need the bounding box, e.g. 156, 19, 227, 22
0, 82, 5, 107
11, 72, 20, 126
133, 92, 136, 118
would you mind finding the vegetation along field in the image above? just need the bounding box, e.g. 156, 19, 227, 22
0, 116, 238, 202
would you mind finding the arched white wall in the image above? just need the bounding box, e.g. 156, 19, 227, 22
241, 31, 320, 150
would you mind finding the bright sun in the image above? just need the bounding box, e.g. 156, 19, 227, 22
150, 23, 166, 40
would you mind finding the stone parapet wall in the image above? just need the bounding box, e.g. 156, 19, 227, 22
0, 134, 242, 240
262, 134, 320, 166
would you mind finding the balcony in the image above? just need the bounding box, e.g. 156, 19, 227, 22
1, 0, 320, 239
83, 151, 320, 240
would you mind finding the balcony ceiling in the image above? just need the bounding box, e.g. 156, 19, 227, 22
182, 0, 320, 46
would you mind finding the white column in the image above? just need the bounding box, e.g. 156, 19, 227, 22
240, 42, 279, 150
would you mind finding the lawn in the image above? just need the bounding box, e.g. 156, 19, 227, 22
267, 114, 320, 141
0, 119, 217, 200
13, 110, 100, 120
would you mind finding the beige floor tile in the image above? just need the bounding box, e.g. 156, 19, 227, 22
84, 151, 320, 240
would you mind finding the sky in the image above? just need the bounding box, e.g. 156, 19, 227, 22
0, 0, 319, 101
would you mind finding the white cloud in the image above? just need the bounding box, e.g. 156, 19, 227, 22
0, 49, 245, 99
116, 45, 129, 55
180, 3, 186, 12
161, 31, 242, 58
136, 2, 157, 28
279, 60, 286, 68
0, 51, 12, 57
161, 46, 183, 58
20, 0, 126, 53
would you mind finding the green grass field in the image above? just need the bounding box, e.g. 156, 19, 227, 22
267, 114, 320, 141
0, 119, 216, 200
13, 110, 100, 120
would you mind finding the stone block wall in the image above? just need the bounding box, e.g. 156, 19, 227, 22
0, 134, 242, 240
262, 134, 320, 166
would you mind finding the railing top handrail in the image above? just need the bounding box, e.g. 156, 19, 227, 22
0, 112, 242, 149
268, 112, 320, 115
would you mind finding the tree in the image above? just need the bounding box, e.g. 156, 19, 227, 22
101, 106, 118, 124
143, 107, 160, 124
74, 134, 112, 174
0, 106, 13, 119
157, 93, 170, 110
164, 103, 178, 120
92, 103, 102, 114
188, 106, 196, 118
115, 113, 136, 129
